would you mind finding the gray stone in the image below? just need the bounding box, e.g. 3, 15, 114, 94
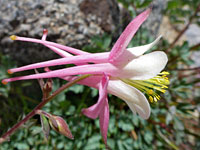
0, 0, 168, 66
143, 0, 167, 37
185, 24, 200, 66
0, 0, 120, 65
185, 24, 200, 46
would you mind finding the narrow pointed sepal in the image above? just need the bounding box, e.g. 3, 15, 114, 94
99, 97, 109, 145
40, 114, 50, 141
109, 8, 151, 64
82, 73, 110, 144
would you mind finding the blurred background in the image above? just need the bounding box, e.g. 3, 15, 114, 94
0, 0, 200, 149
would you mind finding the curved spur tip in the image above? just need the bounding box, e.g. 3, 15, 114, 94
10, 35, 17, 40
146, 7, 152, 14
7, 69, 13, 74
43, 29, 48, 34
2, 80, 8, 85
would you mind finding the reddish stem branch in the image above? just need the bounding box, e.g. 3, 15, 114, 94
190, 42, 200, 51
173, 66, 200, 71
166, 4, 200, 53
0, 74, 91, 144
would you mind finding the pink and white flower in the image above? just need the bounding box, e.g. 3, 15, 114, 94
2, 8, 169, 144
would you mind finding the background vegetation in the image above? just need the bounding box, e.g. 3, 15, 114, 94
0, 0, 200, 149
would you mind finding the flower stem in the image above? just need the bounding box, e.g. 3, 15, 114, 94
0, 74, 91, 144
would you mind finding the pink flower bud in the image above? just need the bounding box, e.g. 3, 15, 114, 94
49, 115, 74, 139
43, 78, 53, 93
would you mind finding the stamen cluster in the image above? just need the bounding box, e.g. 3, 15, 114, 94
122, 71, 170, 103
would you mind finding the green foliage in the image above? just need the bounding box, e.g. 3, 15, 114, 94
165, 0, 200, 24
0, 54, 24, 135
117, 0, 153, 9
1, 0, 200, 149
83, 33, 112, 53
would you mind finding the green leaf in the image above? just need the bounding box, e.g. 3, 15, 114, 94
84, 134, 101, 150
40, 114, 50, 141
144, 131, 153, 144
157, 128, 179, 150
168, 1, 180, 9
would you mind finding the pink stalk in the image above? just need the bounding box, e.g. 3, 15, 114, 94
41, 29, 77, 58
42, 29, 48, 40
10, 35, 89, 55
45, 45, 75, 58
8, 53, 109, 73
2, 63, 114, 84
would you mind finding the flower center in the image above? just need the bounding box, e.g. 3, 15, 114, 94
121, 71, 170, 103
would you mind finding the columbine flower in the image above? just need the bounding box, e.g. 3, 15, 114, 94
2, 8, 169, 144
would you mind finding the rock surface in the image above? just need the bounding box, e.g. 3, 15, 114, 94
143, 0, 167, 37
0, 0, 167, 65
185, 24, 200, 66
0, 0, 120, 65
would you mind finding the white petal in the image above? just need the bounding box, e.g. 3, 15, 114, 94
119, 51, 168, 80
127, 35, 162, 57
64, 75, 151, 119
126, 101, 150, 119
107, 80, 151, 119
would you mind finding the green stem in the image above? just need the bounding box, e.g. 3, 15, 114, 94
156, 128, 179, 150
0, 74, 91, 144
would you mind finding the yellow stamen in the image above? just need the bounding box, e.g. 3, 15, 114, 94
159, 71, 169, 75
121, 71, 170, 103
149, 96, 154, 103
147, 89, 154, 95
